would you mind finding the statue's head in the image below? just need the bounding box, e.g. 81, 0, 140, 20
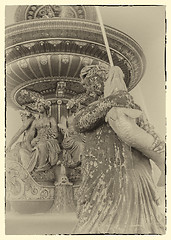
20, 89, 51, 114
35, 99, 51, 115
80, 65, 109, 96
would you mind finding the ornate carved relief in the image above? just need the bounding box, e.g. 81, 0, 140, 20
14, 5, 91, 22
61, 55, 70, 64
26, 5, 62, 20
6, 19, 145, 109
6, 161, 55, 201
15, 6, 97, 23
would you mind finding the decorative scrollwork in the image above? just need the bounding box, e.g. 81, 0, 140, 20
6, 161, 55, 201
31, 187, 39, 195
7, 177, 25, 199
40, 189, 49, 199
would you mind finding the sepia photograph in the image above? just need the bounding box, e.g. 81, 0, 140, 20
4, 3, 166, 236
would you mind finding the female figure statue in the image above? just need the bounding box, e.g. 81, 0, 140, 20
58, 115, 85, 168
6, 110, 35, 170
6, 96, 61, 174
70, 65, 165, 234
58, 115, 85, 184
29, 99, 61, 172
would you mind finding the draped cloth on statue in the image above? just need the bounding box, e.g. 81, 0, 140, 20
7, 125, 61, 174
27, 126, 61, 173
62, 133, 85, 166
73, 90, 165, 234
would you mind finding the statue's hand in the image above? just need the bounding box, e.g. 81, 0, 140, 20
104, 66, 126, 98
105, 107, 118, 122
66, 99, 75, 109
152, 141, 165, 153
151, 137, 165, 153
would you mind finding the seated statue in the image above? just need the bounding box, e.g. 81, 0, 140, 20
6, 109, 35, 170
58, 115, 85, 184
6, 92, 61, 180
29, 99, 61, 173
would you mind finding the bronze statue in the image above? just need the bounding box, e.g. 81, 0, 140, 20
70, 64, 165, 234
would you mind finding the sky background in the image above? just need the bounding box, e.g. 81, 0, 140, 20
5, 5, 166, 144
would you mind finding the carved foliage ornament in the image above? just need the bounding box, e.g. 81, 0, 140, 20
25, 5, 85, 20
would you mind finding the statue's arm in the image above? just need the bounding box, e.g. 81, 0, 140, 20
136, 112, 165, 152
74, 90, 140, 133
6, 117, 34, 151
